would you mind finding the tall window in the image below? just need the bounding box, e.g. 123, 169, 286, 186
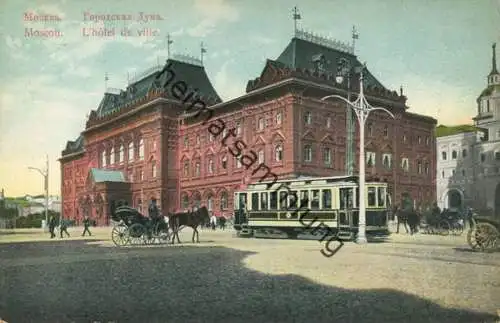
401, 158, 409, 171
367, 123, 373, 136
100, 151, 106, 167
118, 144, 124, 164
196, 135, 201, 145
481, 153, 486, 162
417, 160, 422, 174
276, 112, 282, 125
426, 136, 430, 145
304, 111, 312, 125
258, 150, 264, 164
208, 159, 214, 174
441, 151, 447, 160
258, 118, 265, 131
417, 136, 422, 144
383, 125, 388, 137
109, 148, 115, 165
382, 153, 392, 169
304, 145, 312, 162
222, 128, 228, 138
138, 139, 144, 160
195, 161, 201, 176
236, 121, 242, 135
151, 161, 157, 177
275, 144, 283, 161
424, 162, 429, 175
326, 117, 331, 128
128, 142, 134, 162
207, 195, 214, 211
139, 169, 144, 181
221, 156, 227, 169
451, 150, 457, 159
367, 152, 376, 167
183, 160, 189, 176
323, 147, 331, 165
462, 149, 467, 158
221, 191, 228, 210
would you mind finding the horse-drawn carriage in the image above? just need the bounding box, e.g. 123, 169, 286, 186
110, 206, 170, 246
467, 214, 499, 252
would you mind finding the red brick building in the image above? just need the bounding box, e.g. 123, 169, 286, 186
60, 34, 436, 225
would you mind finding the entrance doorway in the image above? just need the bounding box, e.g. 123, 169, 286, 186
447, 189, 462, 210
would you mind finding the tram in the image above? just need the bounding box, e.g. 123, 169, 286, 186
233, 175, 391, 240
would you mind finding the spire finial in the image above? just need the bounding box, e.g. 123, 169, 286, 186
293, 6, 301, 35
400, 85, 403, 96
200, 42, 207, 65
104, 72, 109, 91
166, 34, 173, 59
352, 25, 359, 54
491, 42, 498, 75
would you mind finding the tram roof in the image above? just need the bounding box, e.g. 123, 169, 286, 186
245, 175, 365, 190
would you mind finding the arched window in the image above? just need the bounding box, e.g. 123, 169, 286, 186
441, 151, 447, 161
195, 161, 201, 176
276, 112, 282, 125
101, 150, 107, 167
323, 147, 331, 165
220, 191, 228, 210
193, 193, 201, 208
258, 150, 264, 164
258, 118, 265, 130
383, 125, 388, 137
304, 111, 312, 124
208, 159, 214, 174
118, 144, 124, 164
275, 144, 283, 161
207, 194, 214, 211
221, 156, 227, 169
138, 138, 144, 160
109, 147, 115, 165
183, 160, 190, 176
451, 150, 457, 159
236, 121, 242, 136
151, 160, 157, 177
128, 142, 134, 162
462, 149, 467, 158
304, 145, 312, 162
181, 194, 189, 209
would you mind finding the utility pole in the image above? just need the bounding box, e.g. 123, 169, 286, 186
200, 42, 207, 65
28, 154, 49, 231
166, 33, 173, 59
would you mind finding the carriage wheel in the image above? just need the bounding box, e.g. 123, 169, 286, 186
466, 228, 480, 250
474, 222, 499, 252
111, 224, 130, 246
438, 220, 450, 236
128, 223, 146, 245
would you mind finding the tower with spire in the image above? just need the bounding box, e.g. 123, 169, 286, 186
473, 42, 500, 135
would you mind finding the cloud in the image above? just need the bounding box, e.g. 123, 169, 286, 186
0, 75, 101, 195
187, 0, 239, 37
402, 75, 475, 125
213, 60, 245, 101
250, 35, 275, 45
4, 35, 29, 61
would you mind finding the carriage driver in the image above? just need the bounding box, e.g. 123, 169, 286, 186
148, 197, 161, 227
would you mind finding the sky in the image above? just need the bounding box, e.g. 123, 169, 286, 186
0, 0, 499, 197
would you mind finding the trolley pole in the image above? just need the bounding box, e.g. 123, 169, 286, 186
28, 154, 49, 231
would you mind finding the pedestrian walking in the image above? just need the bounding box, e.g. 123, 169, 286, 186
210, 213, 217, 231
60, 218, 70, 238
48, 215, 57, 238
82, 215, 92, 236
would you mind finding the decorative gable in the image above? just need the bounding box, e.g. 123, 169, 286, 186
302, 130, 315, 141
320, 134, 336, 144
270, 131, 286, 143
365, 141, 377, 151
254, 135, 266, 146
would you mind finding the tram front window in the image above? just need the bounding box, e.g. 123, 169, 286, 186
378, 187, 386, 207
367, 187, 376, 207
289, 191, 298, 209
300, 190, 309, 208
251, 193, 259, 211
239, 193, 247, 210
311, 190, 320, 209
270, 192, 278, 210
322, 189, 332, 209
279, 192, 288, 210
340, 188, 354, 209
260, 192, 268, 210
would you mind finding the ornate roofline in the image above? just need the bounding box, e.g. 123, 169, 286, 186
294, 28, 354, 55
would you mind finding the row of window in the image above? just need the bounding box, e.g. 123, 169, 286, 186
442, 150, 500, 162
183, 145, 285, 177
99, 139, 154, 167
237, 186, 387, 212
180, 192, 229, 210
125, 162, 158, 183
303, 112, 431, 146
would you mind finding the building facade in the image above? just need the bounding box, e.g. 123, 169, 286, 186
60, 31, 437, 225
436, 43, 500, 217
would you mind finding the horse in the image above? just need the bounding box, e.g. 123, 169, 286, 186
395, 206, 420, 235
169, 206, 210, 244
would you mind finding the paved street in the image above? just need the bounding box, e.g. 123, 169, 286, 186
0, 228, 499, 323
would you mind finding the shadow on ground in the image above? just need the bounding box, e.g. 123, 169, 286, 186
0, 244, 497, 323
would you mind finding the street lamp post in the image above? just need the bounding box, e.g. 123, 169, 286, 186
28, 155, 49, 231
337, 58, 355, 176
322, 63, 395, 243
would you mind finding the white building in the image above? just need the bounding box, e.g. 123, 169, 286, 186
436, 126, 484, 210
436, 43, 500, 217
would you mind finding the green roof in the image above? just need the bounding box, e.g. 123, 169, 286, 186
276, 37, 388, 91
89, 168, 126, 183
477, 84, 500, 100
435, 125, 480, 137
